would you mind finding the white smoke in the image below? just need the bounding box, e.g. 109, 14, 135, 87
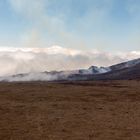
0, 73, 60, 82
0, 46, 139, 77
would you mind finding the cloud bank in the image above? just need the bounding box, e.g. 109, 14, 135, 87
0, 46, 139, 77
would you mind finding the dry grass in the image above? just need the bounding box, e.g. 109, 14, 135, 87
0, 80, 140, 140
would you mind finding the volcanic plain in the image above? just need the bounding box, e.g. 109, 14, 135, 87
0, 80, 140, 140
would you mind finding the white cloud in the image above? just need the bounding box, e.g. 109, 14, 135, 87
0, 46, 139, 77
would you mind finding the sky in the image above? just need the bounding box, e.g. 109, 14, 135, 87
0, 0, 140, 76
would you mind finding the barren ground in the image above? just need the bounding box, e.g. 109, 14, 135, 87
0, 80, 140, 140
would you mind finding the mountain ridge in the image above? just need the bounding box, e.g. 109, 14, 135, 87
0, 58, 140, 82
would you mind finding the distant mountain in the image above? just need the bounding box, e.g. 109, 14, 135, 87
110, 58, 140, 71
68, 58, 140, 81
0, 58, 140, 82
96, 58, 140, 80
79, 66, 111, 75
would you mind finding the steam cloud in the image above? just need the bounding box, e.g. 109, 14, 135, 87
0, 46, 139, 77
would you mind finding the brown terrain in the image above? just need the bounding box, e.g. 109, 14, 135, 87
0, 80, 140, 140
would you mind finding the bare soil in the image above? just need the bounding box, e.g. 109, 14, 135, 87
0, 80, 140, 140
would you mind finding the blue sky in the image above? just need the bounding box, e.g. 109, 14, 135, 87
0, 0, 140, 52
